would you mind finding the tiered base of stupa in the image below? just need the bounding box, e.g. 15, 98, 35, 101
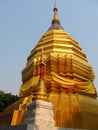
0, 99, 88, 130
0, 94, 98, 129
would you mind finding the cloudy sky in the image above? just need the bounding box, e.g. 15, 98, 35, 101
0, 0, 98, 95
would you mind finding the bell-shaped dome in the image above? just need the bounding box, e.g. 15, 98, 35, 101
19, 3, 96, 98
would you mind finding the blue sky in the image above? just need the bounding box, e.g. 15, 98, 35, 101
0, 0, 98, 95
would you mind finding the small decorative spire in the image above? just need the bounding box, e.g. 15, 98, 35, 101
40, 48, 45, 80
32, 48, 48, 101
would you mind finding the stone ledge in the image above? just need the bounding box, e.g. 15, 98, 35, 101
0, 125, 89, 130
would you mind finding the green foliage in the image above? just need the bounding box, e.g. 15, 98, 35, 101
0, 90, 19, 112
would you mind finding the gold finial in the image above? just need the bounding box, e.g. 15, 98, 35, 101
53, 0, 59, 21
54, 0, 57, 10
32, 48, 48, 101
54, 0, 57, 5
48, 0, 64, 30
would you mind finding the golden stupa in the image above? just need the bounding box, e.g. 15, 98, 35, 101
0, 3, 98, 129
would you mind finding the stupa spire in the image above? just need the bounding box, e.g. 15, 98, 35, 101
52, 1, 59, 22
32, 49, 48, 101
48, 1, 64, 30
